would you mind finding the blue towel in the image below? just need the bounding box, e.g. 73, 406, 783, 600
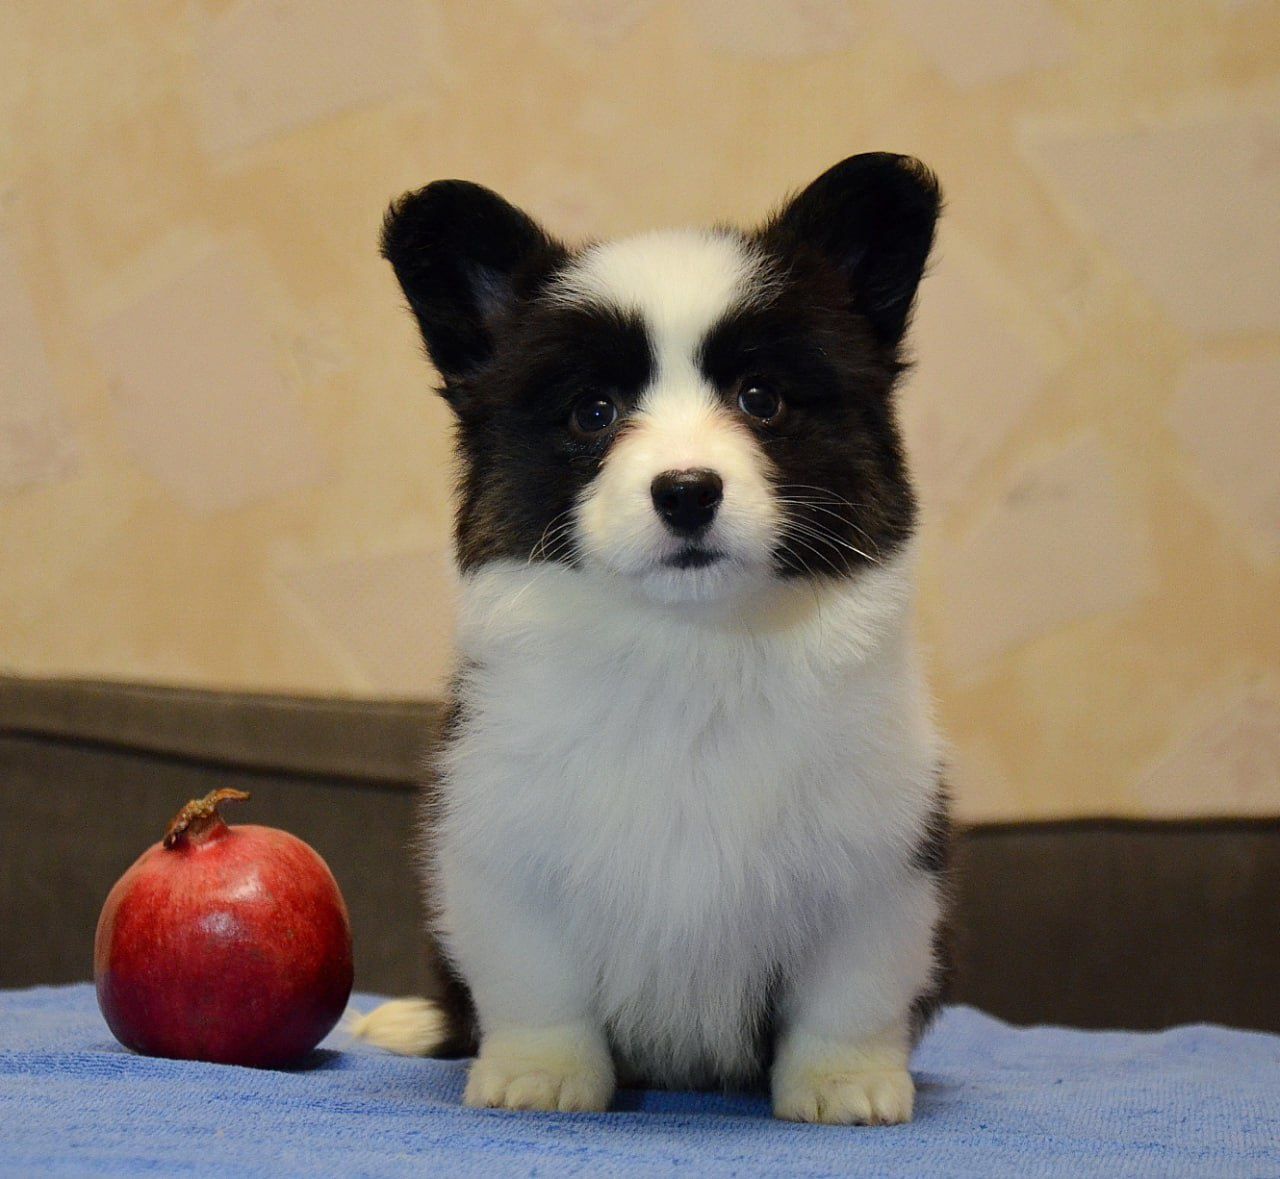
2, 985, 1277, 1177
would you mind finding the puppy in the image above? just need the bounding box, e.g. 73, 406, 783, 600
353, 154, 951, 1125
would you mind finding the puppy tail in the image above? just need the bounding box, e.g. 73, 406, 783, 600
347, 997, 452, 1056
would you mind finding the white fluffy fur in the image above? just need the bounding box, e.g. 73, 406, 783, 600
549, 229, 775, 351
360, 230, 943, 1121
438, 549, 941, 1105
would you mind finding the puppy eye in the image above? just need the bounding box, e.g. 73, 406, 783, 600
570, 395, 619, 438
737, 382, 784, 423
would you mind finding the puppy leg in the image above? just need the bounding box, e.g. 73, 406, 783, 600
443, 862, 614, 1114
772, 876, 941, 1125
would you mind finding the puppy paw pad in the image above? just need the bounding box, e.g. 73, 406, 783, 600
774, 1067, 914, 1125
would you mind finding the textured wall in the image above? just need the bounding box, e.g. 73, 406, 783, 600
2, 1, 1277, 820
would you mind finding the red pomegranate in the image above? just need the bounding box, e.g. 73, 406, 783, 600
94, 788, 354, 1068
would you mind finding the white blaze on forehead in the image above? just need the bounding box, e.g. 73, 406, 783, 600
550, 229, 772, 366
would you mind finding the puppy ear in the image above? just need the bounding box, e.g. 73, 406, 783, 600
381, 180, 567, 393
761, 153, 941, 349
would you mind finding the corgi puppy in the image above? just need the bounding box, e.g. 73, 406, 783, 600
353, 154, 950, 1125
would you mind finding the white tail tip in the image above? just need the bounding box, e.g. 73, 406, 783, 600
347, 997, 450, 1056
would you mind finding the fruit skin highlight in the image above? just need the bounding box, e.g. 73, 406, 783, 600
94, 788, 354, 1068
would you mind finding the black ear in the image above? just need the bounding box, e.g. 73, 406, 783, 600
760, 153, 941, 349
380, 180, 567, 390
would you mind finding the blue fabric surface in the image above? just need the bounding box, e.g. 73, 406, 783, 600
2, 985, 1277, 1177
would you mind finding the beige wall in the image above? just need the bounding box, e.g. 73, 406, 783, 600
2, 1, 1277, 821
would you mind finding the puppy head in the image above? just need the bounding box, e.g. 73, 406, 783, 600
382, 155, 939, 603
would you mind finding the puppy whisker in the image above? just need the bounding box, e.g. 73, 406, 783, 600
780, 520, 881, 567
777, 529, 848, 579
528, 509, 578, 564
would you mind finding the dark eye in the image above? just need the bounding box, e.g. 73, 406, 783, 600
737, 382, 784, 423
570, 395, 619, 438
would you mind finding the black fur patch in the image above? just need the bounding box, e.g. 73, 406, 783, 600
695, 154, 938, 581
699, 264, 917, 579
416, 689, 479, 1056
909, 773, 954, 1044
912, 778, 953, 875
910, 919, 954, 1046
449, 304, 653, 570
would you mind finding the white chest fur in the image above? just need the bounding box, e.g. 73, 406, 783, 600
433, 553, 940, 1086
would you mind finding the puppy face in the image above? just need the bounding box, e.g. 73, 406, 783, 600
551, 231, 782, 603
382, 155, 938, 603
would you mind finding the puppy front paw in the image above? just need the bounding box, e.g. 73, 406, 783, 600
772, 1026, 914, 1125
464, 1023, 614, 1113
773, 1065, 914, 1125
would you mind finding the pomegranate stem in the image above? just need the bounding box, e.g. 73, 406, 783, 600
163, 788, 250, 849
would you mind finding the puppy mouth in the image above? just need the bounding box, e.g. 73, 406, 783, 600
663, 545, 724, 570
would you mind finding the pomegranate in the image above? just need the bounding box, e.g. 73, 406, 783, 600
94, 788, 354, 1068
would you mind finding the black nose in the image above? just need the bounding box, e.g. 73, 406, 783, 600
650, 469, 723, 535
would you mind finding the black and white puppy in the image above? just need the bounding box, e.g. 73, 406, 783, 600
354, 154, 950, 1125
